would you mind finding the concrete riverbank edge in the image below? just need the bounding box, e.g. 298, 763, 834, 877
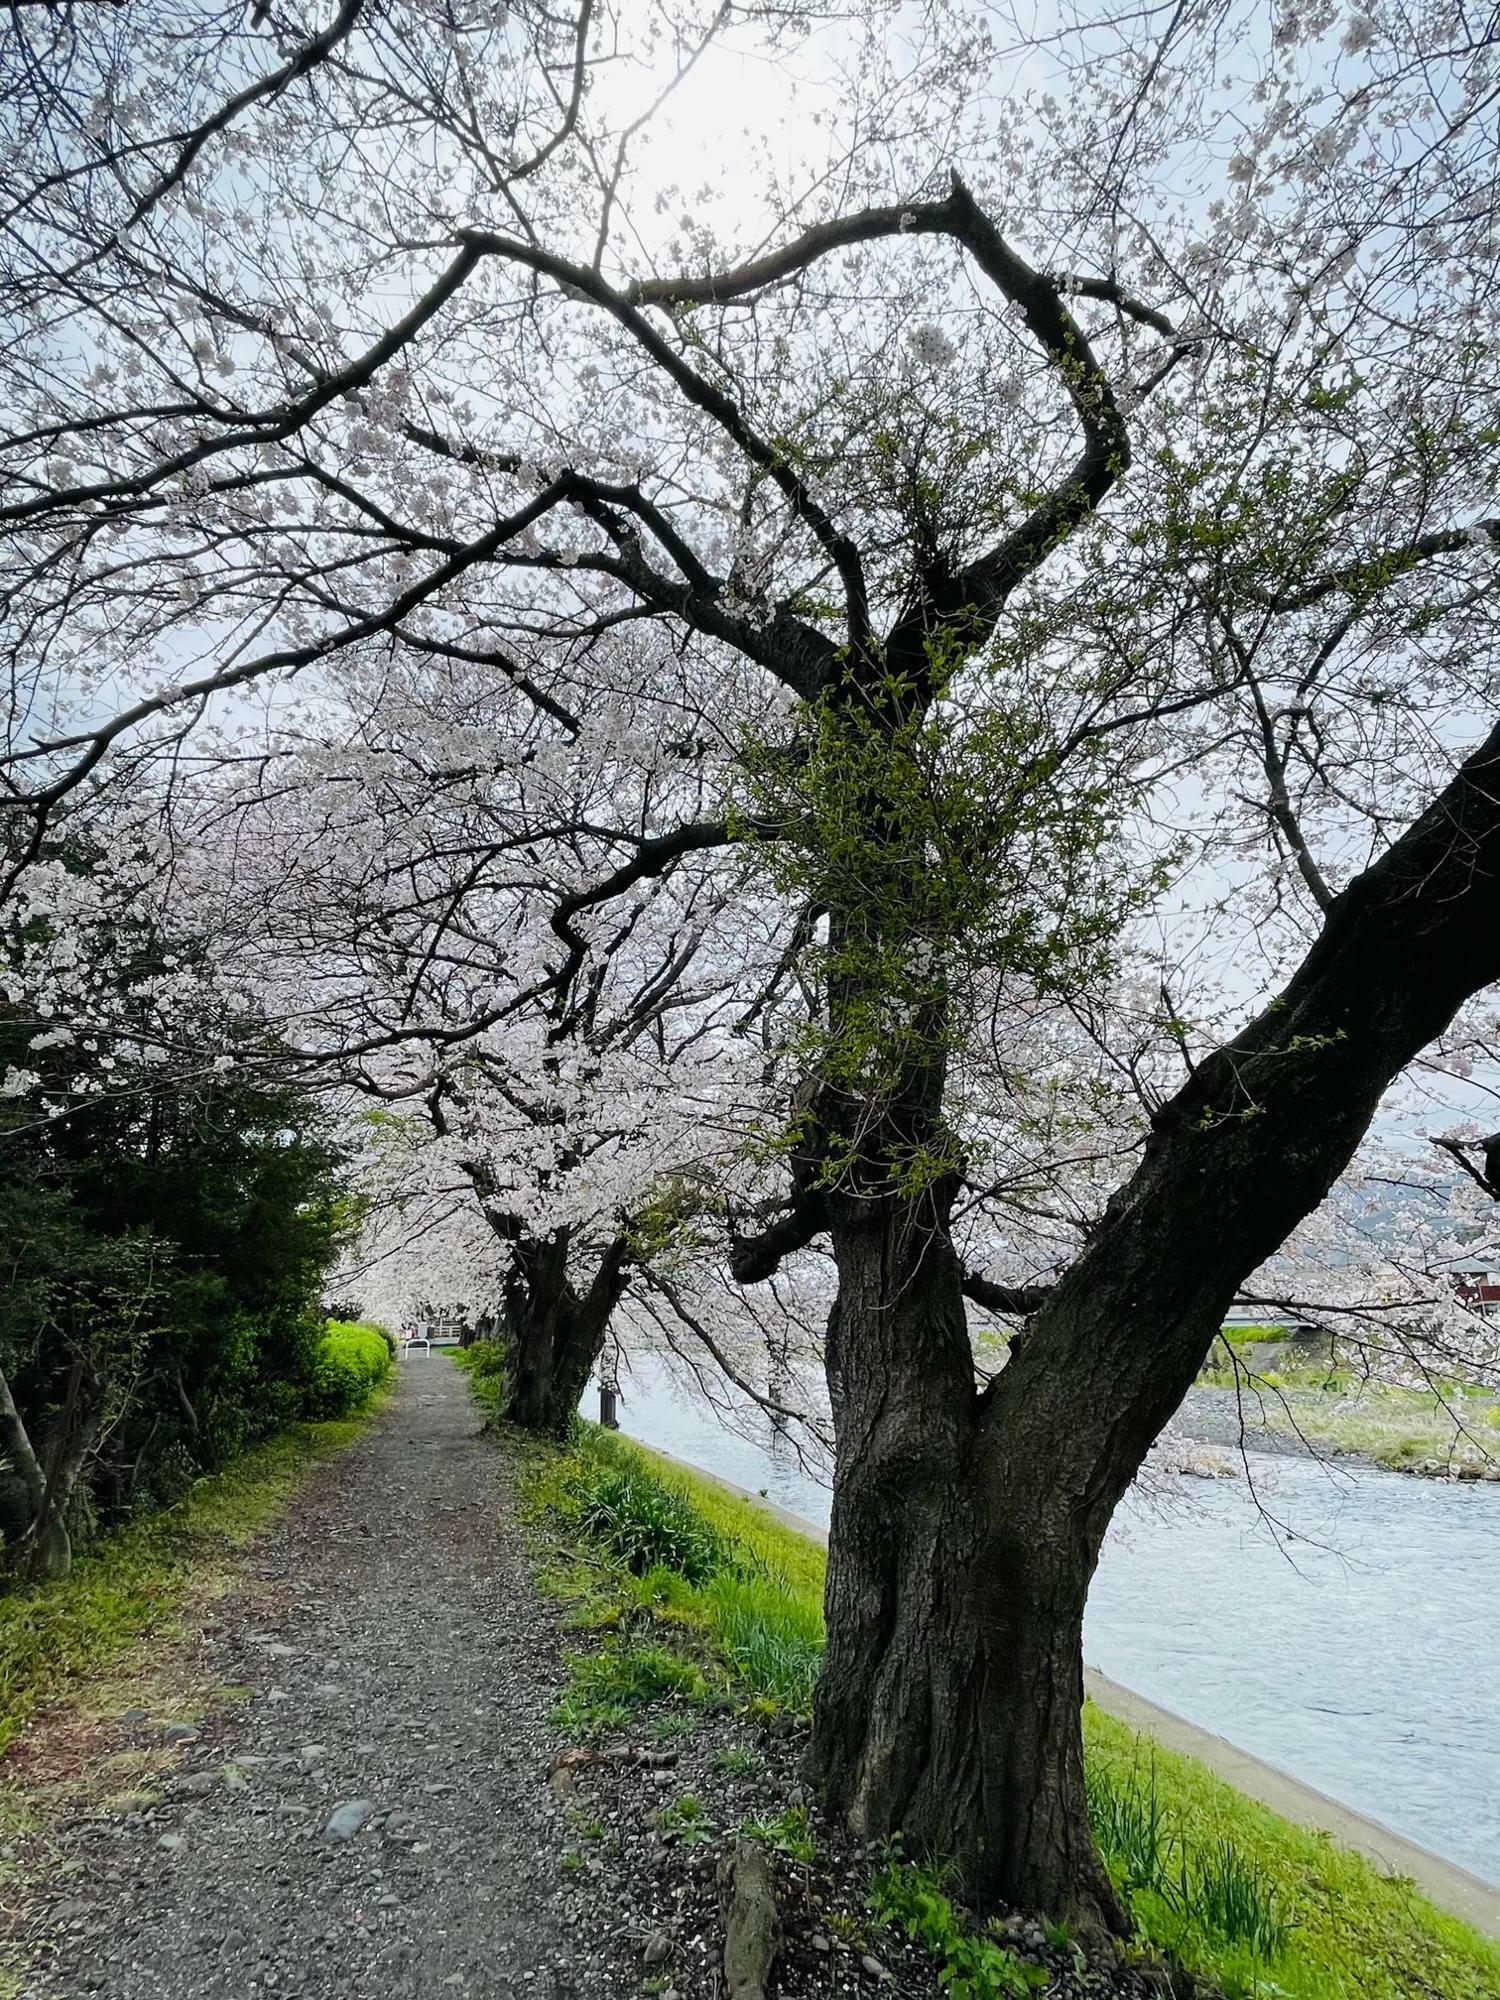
628, 1437, 1500, 1942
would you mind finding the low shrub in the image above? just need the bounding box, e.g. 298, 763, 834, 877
303, 1320, 392, 1419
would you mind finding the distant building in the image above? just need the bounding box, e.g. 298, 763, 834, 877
1451, 1269, 1500, 1317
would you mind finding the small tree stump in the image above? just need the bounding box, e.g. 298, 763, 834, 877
723, 1838, 776, 2000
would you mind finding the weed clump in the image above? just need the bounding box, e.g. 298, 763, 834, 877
869, 1859, 1045, 1997
699, 1568, 823, 1711
574, 1465, 729, 1583
551, 1638, 713, 1735
1086, 1757, 1291, 1982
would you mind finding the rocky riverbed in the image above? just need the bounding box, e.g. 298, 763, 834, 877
1173, 1385, 1337, 1461
1174, 1383, 1500, 1479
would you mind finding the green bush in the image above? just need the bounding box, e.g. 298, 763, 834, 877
0, 1004, 354, 1542
303, 1320, 392, 1419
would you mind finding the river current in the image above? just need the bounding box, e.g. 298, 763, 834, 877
595, 1354, 1500, 1886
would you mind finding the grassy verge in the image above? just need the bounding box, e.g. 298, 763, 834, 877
0, 1393, 385, 1758
1083, 1710, 1500, 2000
514, 1420, 1500, 2000
520, 1423, 824, 1726
449, 1339, 508, 1416
1258, 1386, 1500, 1475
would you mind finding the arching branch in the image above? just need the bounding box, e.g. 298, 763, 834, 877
960, 1271, 1053, 1317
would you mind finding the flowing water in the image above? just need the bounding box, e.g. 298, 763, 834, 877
596, 1354, 1500, 1886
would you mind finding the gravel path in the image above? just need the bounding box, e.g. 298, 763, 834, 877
19, 1361, 625, 2000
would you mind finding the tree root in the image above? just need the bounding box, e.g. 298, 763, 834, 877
547, 1743, 678, 1797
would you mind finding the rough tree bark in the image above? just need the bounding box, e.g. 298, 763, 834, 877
810, 1180, 1127, 1935
501, 1226, 632, 1437
805, 718, 1500, 1933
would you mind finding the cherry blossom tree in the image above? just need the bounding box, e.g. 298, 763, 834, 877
166, 626, 789, 1429
3, 0, 1500, 1938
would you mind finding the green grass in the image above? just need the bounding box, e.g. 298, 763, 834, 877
449, 1339, 508, 1415
572, 1461, 729, 1582
522, 1425, 824, 1717
550, 1636, 713, 1735
498, 1412, 1500, 2000
1085, 1711, 1500, 2000
697, 1566, 824, 1710
1085, 1750, 1294, 1988
712, 1743, 762, 1777
0, 1397, 384, 1756
656, 1790, 717, 1844
1267, 1385, 1500, 1474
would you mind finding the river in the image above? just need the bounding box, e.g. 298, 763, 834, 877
595, 1355, 1500, 1888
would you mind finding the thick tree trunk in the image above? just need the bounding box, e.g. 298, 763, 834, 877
810, 1189, 1123, 1937
503, 1231, 574, 1434
21, 1515, 73, 1583
503, 1228, 630, 1437
807, 719, 1500, 1931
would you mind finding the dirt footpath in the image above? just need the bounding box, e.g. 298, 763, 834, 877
14, 1361, 624, 2000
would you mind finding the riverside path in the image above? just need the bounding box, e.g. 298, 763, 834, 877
11, 1363, 625, 2000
